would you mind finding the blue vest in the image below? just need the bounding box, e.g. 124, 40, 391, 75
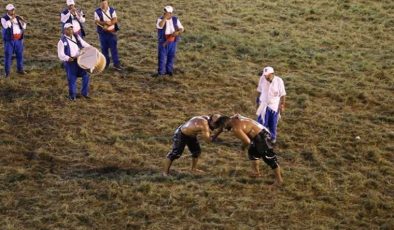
95, 7, 119, 34
61, 9, 86, 37
1, 15, 24, 41
157, 16, 179, 43
61, 35, 83, 58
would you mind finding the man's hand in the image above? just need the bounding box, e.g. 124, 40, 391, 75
172, 31, 181, 37
70, 6, 77, 15
279, 104, 285, 113
68, 57, 74, 62
164, 12, 172, 20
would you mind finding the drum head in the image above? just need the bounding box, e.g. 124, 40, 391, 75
77, 46, 106, 74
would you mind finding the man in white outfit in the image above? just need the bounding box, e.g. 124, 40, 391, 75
1, 4, 27, 77
256, 66, 286, 143
60, 0, 86, 37
154, 5, 184, 77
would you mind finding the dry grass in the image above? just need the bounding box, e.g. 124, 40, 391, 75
0, 0, 393, 229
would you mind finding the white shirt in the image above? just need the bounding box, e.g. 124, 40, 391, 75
94, 8, 117, 31
57, 35, 90, 62
257, 75, 286, 112
1, 14, 27, 34
156, 17, 184, 35
60, 9, 85, 33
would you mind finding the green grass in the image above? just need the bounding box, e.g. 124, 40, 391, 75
0, 0, 393, 229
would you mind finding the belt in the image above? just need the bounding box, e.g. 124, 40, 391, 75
104, 28, 116, 33
165, 34, 176, 42
12, 34, 22, 40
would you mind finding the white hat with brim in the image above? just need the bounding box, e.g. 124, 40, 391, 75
263, 66, 274, 76
67, 0, 75, 6
64, 23, 73, 29
164, 6, 173, 13
6, 4, 15, 11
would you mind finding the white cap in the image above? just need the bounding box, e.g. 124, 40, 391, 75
262, 66, 274, 76
64, 23, 73, 29
66, 0, 75, 6
164, 6, 174, 13
5, 4, 15, 11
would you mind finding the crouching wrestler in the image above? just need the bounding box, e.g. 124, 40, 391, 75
163, 114, 229, 176
217, 114, 283, 186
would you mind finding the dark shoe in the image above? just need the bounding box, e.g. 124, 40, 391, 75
151, 73, 165, 78
82, 95, 92, 100
17, 70, 27, 75
113, 65, 123, 71
66, 95, 76, 101
167, 72, 173, 76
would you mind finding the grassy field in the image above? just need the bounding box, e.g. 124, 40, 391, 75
0, 0, 393, 229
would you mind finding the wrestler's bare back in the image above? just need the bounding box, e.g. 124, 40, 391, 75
232, 115, 265, 139
181, 116, 209, 137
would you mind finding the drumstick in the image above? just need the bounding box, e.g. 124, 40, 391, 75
16, 15, 28, 24
95, 21, 105, 28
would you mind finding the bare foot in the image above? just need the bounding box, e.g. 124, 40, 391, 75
162, 172, 169, 176
265, 181, 283, 190
191, 169, 205, 174
249, 172, 262, 178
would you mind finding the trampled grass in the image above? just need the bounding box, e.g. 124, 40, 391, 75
0, 0, 393, 229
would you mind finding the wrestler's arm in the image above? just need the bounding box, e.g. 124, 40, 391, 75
233, 129, 250, 150
210, 128, 223, 142
200, 120, 211, 143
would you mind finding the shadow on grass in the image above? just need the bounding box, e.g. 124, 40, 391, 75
0, 84, 36, 103
67, 165, 208, 182
211, 138, 240, 148
65, 165, 269, 186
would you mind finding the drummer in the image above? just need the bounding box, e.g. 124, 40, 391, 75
57, 23, 91, 101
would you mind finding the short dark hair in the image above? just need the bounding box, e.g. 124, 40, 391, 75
213, 116, 230, 129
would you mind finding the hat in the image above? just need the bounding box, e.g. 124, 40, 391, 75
64, 23, 73, 29
262, 66, 274, 76
164, 6, 174, 13
66, 0, 75, 6
5, 4, 15, 11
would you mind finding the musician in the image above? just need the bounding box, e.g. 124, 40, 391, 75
57, 23, 91, 101
60, 0, 86, 37
94, 0, 122, 71
154, 5, 184, 77
1, 4, 27, 78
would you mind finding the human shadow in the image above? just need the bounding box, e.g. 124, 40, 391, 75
0, 84, 37, 103
65, 164, 207, 182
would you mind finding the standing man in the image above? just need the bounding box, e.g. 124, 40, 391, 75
217, 114, 283, 186
155, 5, 184, 77
163, 114, 229, 176
57, 23, 91, 101
256, 66, 286, 143
94, 0, 122, 71
60, 0, 86, 38
1, 4, 26, 78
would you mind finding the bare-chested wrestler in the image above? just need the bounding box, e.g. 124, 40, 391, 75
163, 114, 229, 176
217, 114, 283, 185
